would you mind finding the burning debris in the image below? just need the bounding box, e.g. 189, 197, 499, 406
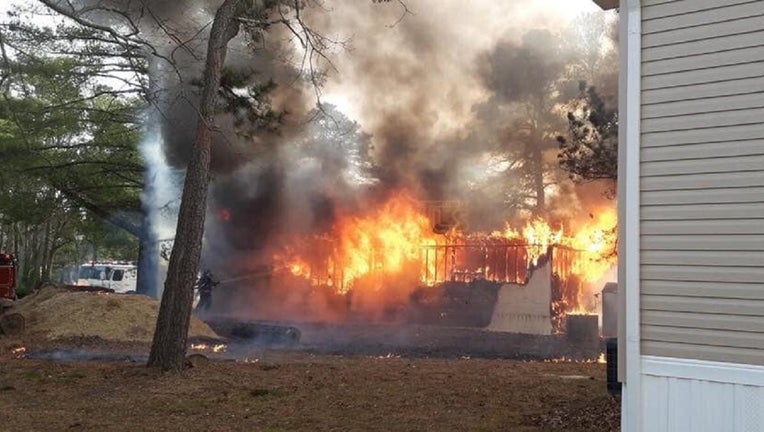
190, 5, 618, 336
57, 0, 617, 344
210, 190, 616, 335
31, 0, 616, 348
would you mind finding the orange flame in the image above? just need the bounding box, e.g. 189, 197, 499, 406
332, 192, 438, 293
272, 190, 617, 318
273, 192, 439, 294
567, 208, 618, 283
502, 218, 565, 266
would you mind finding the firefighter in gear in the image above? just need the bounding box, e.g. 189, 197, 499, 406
195, 270, 218, 312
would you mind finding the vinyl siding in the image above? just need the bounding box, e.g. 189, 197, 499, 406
640, 0, 764, 366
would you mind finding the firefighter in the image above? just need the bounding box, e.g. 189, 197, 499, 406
195, 270, 218, 313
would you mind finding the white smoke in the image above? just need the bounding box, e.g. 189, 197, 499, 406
138, 129, 183, 297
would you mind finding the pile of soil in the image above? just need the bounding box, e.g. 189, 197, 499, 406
6, 286, 218, 343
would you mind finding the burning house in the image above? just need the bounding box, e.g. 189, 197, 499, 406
106, 0, 620, 348
209, 191, 616, 338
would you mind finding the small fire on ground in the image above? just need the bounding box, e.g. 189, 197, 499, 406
190, 343, 228, 353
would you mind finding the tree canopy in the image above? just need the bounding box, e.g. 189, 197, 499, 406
0, 4, 146, 289
557, 82, 618, 183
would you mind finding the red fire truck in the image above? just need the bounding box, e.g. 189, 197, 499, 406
0, 253, 18, 300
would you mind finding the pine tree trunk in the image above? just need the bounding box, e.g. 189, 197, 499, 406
526, 140, 546, 215
533, 145, 545, 213
147, 0, 243, 371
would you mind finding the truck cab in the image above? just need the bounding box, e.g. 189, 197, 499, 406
76, 262, 137, 293
0, 253, 17, 300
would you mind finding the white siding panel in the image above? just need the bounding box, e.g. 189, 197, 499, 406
643, 1, 764, 34
642, 93, 764, 119
642, 187, 764, 205
643, 374, 669, 432
692, 379, 735, 432
643, 15, 764, 48
667, 377, 693, 431
642, 141, 764, 162
642, 366, 764, 432
734, 385, 764, 431
643, 31, 764, 62
642, 61, 764, 89
642, 281, 764, 301
642, 172, 764, 191
643, 75, 764, 104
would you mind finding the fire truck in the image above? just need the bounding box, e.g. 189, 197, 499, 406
0, 253, 17, 300
75, 261, 137, 293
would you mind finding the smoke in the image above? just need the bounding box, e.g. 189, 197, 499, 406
58, 0, 617, 313
309, 2, 617, 217
195, 1, 619, 278
137, 130, 182, 297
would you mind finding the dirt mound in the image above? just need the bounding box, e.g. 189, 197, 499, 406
8, 287, 218, 342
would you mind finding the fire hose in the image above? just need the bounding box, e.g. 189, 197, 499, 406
213, 267, 273, 286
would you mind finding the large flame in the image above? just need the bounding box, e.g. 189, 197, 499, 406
333, 192, 439, 293
566, 209, 618, 283
273, 192, 439, 294
272, 190, 617, 318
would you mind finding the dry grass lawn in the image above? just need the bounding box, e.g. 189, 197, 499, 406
0, 349, 618, 432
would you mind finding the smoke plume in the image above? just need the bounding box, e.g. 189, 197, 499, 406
61, 0, 618, 306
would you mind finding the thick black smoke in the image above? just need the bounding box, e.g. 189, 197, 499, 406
61, 0, 617, 276
202, 2, 618, 270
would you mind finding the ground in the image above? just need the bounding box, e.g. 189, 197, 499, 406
0, 290, 618, 431
0, 343, 619, 432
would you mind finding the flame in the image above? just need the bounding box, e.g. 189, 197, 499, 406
274, 191, 439, 294
519, 218, 563, 265
271, 190, 617, 321
489, 217, 565, 269
333, 192, 438, 293
285, 257, 311, 278
566, 209, 617, 279
190, 343, 227, 353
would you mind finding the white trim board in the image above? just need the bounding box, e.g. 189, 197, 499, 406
618, 0, 642, 431
643, 356, 764, 387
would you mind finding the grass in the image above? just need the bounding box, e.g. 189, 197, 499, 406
0, 350, 618, 432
